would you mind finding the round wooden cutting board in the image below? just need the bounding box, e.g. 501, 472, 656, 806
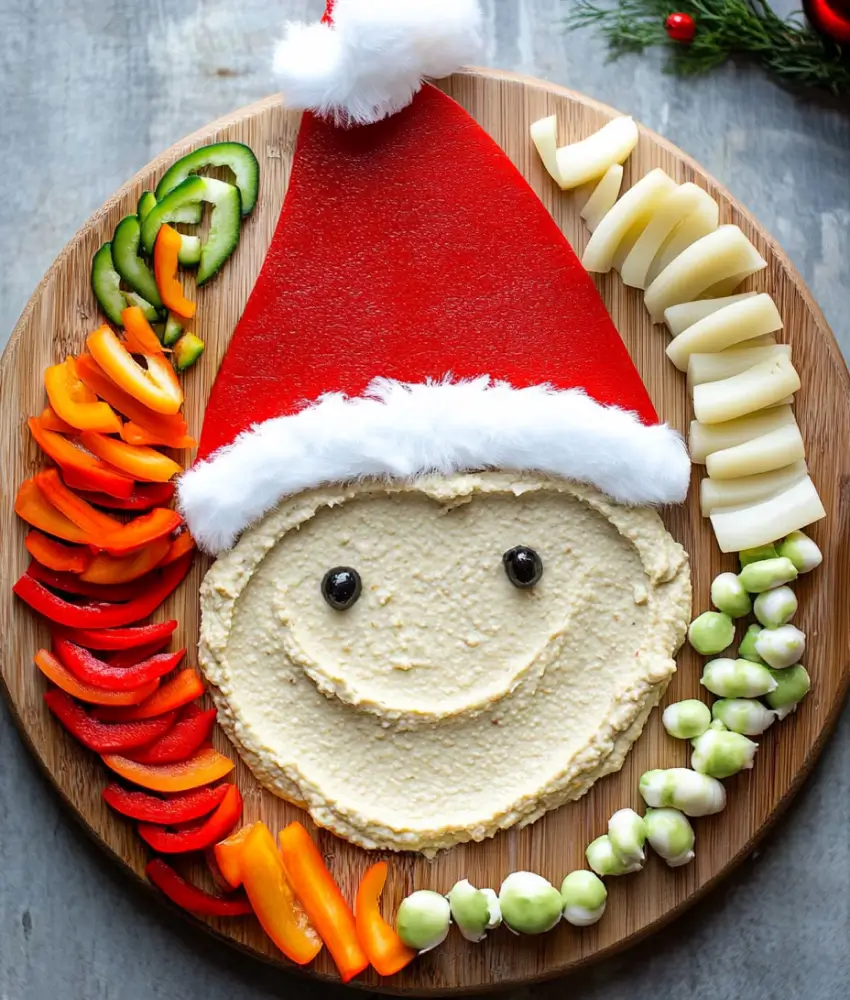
1, 69, 849, 993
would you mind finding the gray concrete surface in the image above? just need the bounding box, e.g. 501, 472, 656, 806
1, 1, 849, 998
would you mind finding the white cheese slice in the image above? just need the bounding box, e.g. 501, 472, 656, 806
689, 405, 796, 463
554, 115, 639, 190
693, 354, 800, 424
644, 226, 768, 324
710, 476, 826, 552
580, 164, 624, 232
582, 169, 676, 274
700, 460, 808, 516
688, 345, 791, 388
666, 293, 783, 372
665, 292, 759, 336
646, 192, 720, 286
706, 423, 805, 480
530, 115, 562, 186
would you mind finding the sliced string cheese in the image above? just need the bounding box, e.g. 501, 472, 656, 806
620, 183, 709, 289
706, 423, 805, 480
688, 345, 791, 388
554, 116, 639, 190
580, 164, 624, 232
710, 476, 825, 553
530, 115, 562, 186
748, 334, 778, 347
582, 169, 676, 274
666, 293, 783, 372
644, 225, 768, 324
693, 353, 800, 424
646, 191, 720, 286
665, 292, 758, 336
700, 460, 808, 517
689, 406, 796, 463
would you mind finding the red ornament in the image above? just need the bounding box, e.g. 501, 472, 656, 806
665, 12, 696, 43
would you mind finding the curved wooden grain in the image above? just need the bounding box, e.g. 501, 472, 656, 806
1, 71, 849, 993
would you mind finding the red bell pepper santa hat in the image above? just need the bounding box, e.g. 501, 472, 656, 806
178, 0, 690, 555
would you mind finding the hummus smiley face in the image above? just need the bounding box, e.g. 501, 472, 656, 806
200, 472, 691, 853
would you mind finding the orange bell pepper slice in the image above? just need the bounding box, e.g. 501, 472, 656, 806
214, 823, 259, 889
35, 468, 124, 539
39, 406, 78, 434
154, 225, 196, 319
80, 536, 171, 584
241, 823, 323, 966
75, 354, 190, 440
278, 822, 369, 983
15, 478, 90, 544
100, 507, 183, 556
101, 745, 234, 793
34, 648, 159, 706
120, 420, 197, 449
87, 326, 183, 415
94, 669, 205, 721
27, 417, 135, 499
158, 531, 195, 568
121, 306, 167, 355
355, 862, 416, 977
25, 529, 92, 574
79, 432, 182, 483
44, 357, 123, 434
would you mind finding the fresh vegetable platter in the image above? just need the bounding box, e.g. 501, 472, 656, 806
1, 71, 849, 992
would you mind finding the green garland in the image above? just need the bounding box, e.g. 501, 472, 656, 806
565, 0, 850, 95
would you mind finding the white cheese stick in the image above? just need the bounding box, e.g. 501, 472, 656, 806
688, 345, 791, 388
530, 115, 562, 186
710, 476, 826, 552
554, 116, 639, 190
748, 334, 778, 347
644, 226, 768, 324
693, 354, 800, 424
666, 294, 783, 372
689, 406, 796, 463
706, 423, 805, 480
646, 192, 720, 286
621, 183, 712, 289
580, 164, 624, 232
665, 292, 758, 336
700, 461, 808, 516
582, 169, 676, 274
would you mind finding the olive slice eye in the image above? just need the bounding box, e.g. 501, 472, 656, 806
502, 546, 543, 589
321, 567, 362, 610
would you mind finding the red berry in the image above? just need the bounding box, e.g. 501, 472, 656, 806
665, 12, 697, 43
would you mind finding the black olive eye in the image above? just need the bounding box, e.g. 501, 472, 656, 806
503, 546, 543, 589
321, 567, 362, 610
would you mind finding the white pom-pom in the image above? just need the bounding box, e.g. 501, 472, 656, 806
273, 0, 484, 125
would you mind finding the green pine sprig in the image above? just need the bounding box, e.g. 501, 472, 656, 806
565, 0, 850, 95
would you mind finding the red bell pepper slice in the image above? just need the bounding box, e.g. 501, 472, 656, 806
94, 669, 204, 721
138, 784, 243, 853
45, 357, 123, 433
26, 561, 148, 602
278, 821, 369, 983
80, 537, 171, 585
121, 421, 197, 450
87, 325, 183, 415
158, 531, 195, 568
35, 468, 124, 538
355, 862, 416, 977
101, 508, 183, 556
15, 478, 90, 544
125, 704, 216, 764
106, 639, 171, 666
25, 530, 92, 574
213, 823, 258, 889
39, 406, 78, 434
34, 649, 159, 706
27, 417, 135, 498
154, 225, 196, 319
145, 858, 252, 918
53, 637, 184, 691
14, 552, 193, 628
79, 481, 176, 511
101, 745, 234, 792
54, 621, 178, 651
79, 432, 182, 484
44, 689, 176, 752
102, 782, 228, 824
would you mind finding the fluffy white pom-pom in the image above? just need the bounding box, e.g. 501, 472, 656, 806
273, 0, 484, 125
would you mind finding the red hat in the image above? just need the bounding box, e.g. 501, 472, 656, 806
178, 3, 689, 554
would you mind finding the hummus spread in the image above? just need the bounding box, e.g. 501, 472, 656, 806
200, 472, 691, 853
